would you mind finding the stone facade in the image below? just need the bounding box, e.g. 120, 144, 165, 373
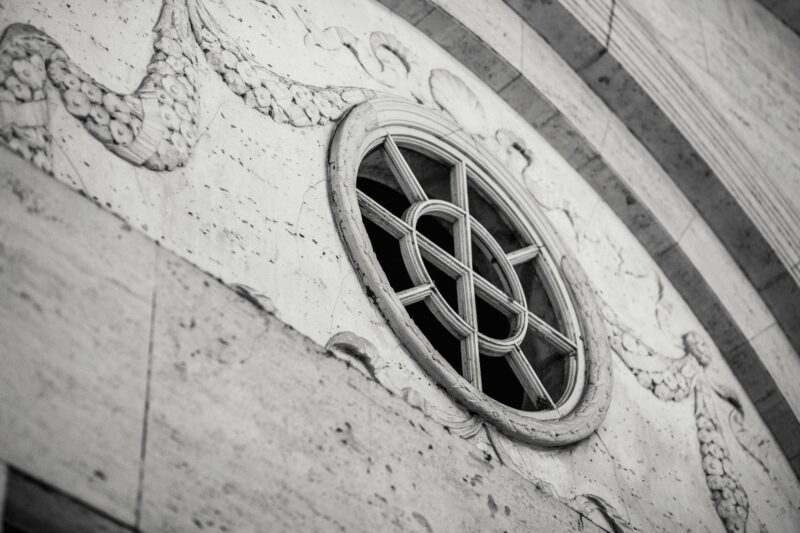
1, 1, 799, 532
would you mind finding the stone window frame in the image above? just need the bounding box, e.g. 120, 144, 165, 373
328, 98, 613, 445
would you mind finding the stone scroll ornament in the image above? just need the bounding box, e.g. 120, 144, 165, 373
295, 8, 432, 107
603, 304, 773, 533
0, 0, 374, 175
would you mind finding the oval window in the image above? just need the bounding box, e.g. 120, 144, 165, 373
328, 98, 612, 445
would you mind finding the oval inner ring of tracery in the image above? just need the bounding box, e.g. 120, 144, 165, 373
398, 198, 529, 356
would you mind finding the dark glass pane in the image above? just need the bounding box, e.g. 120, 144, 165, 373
479, 354, 528, 410
518, 328, 568, 403
398, 146, 452, 202
406, 301, 462, 376
466, 182, 522, 253
357, 148, 411, 217
515, 262, 560, 330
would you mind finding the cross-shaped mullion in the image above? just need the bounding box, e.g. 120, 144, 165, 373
357, 190, 577, 357
383, 135, 429, 203
450, 159, 481, 388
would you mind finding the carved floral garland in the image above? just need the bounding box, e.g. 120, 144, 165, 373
0, 0, 373, 175
603, 303, 768, 533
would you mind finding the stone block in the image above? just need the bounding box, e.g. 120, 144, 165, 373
139, 254, 599, 533
537, 113, 599, 170
505, 0, 608, 71
0, 151, 153, 523
497, 75, 557, 128
434, 0, 524, 70
748, 323, 800, 421
725, 341, 775, 405
580, 156, 675, 257
758, 271, 800, 351
375, 0, 435, 25
598, 121, 696, 241
578, 50, 650, 122
652, 245, 743, 354
755, 390, 800, 460
416, 7, 519, 91
678, 217, 777, 341
583, 50, 790, 295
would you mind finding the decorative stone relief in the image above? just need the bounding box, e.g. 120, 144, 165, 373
0, 0, 488, 175
189, 0, 372, 126
485, 428, 638, 532
603, 303, 772, 533
490, 127, 587, 254
428, 68, 487, 137
485, 117, 786, 532
1, 0, 197, 172
254, 0, 288, 18
296, 8, 430, 106
569, 494, 639, 533
0, 0, 374, 174
295, 7, 493, 138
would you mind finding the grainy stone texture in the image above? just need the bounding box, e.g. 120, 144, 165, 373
1, 1, 799, 532
0, 152, 153, 522
140, 253, 603, 533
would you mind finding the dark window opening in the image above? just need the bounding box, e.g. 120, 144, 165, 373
398, 146, 452, 202
356, 145, 571, 411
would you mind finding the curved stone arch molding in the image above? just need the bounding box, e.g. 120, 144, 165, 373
374, 0, 800, 479
0, 0, 375, 175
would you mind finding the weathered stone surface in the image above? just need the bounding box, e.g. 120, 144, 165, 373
139, 252, 602, 533
0, 150, 152, 522
416, 7, 518, 91
578, 156, 675, 258
757, 270, 800, 350
2, 1, 800, 532
653, 246, 743, 354
497, 75, 557, 128
376, 0, 434, 25
431, 0, 524, 70
505, 0, 609, 71
0, 144, 600, 533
